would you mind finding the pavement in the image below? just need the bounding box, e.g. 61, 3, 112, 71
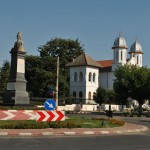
0, 123, 148, 137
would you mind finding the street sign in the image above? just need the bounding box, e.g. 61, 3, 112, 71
36, 110, 65, 122
44, 99, 56, 111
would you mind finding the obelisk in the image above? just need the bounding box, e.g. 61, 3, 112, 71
4, 32, 29, 105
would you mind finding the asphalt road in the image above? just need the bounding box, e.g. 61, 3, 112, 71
0, 134, 150, 150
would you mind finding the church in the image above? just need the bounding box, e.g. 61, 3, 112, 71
66, 34, 144, 104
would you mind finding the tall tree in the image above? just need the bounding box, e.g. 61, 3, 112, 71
38, 38, 84, 62
26, 38, 84, 98
0, 61, 10, 97
25, 55, 54, 97
94, 86, 115, 112
114, 65, 150, 115
38, 38, 84, 98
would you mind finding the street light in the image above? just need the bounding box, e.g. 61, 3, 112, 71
55, 56, 59, 110
106, 96, 113, 118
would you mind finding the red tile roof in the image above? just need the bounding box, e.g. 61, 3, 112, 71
97, 60, 113, 68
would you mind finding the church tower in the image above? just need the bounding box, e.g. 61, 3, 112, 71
129, 40, 143, 67
112, 34, 128, 71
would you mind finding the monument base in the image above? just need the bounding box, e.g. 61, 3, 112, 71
3, 90, 29, 105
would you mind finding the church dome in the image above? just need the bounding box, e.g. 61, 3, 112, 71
129, 41, 143, 54
112, 34, 128, 49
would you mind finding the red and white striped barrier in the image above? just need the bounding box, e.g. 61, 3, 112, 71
36, 110, 65, 122
0, 110, 36, 120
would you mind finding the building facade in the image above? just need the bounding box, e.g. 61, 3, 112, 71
67, 34, 144, 104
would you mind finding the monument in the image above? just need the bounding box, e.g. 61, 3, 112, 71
4, 32, 29, 105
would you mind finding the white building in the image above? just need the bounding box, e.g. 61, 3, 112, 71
67, 34, 144, 104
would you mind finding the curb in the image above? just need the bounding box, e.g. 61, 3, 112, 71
0, 123, 148, 137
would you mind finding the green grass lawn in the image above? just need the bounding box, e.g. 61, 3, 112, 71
0, 117, 125, 129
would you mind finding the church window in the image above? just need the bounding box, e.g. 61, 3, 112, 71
116, 51, 118, 61
73, 91, 76, 97
93, 73, 96, 82
93, 92, 96, 99
88, 92, 91, 100
74, 72, 78, 81
137, 56, 139, 64
121, 51, 123, 61
79, 72, 83, 81
89, 72, 92, 81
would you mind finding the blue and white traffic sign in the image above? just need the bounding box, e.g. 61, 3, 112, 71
44, 99, 56, 111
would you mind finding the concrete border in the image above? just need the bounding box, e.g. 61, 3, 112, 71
0, 123, 148, 137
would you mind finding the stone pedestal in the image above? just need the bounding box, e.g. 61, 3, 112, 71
4, 32, 29, 105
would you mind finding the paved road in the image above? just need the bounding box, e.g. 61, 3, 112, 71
120, 116, 150, 127
0, 134, 150, 150
113, 114, 150, 133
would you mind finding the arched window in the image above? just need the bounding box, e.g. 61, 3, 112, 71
79, 72, 83, 81
137, 56, 139, 64
89, 72, 92, 81
73, 91, 76, 98
93, 92, 96, 99
116, 51, 118, 61
93, 73, 96, 82
121, 51, 123, 61
88, 92, 91, 100
140, 55, 142, 65
74, 72, 78, 81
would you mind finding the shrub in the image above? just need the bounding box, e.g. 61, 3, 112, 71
108, 118, 125, 126
0, 121, 49, 129
0, 117, 124, 129
48, 121, 80, 128
145, 112, 150, 118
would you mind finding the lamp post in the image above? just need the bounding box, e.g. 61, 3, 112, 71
55, 56, 59, 110
106, 96, 113, 118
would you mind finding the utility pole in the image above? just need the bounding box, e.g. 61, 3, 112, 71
55, 56, 59, 110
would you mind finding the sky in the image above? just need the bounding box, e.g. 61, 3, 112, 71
0, 0, 150, 67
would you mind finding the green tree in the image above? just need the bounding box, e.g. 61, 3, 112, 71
0, 61, 10, 97
94, 86, 115, 112
25, 55, 54, 97
38, 38, 84, 62
26, 38, 84, 98
94, 86, 107, 106
114, 65, 150, 115
106, 89, 115, 103
38, 38, 84, 98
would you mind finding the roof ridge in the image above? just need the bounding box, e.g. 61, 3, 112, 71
83, 53, 88, 65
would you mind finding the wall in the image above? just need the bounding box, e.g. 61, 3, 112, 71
69, 66, 99, 103
99, 72, 115, 89
57, 104, 126, 112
